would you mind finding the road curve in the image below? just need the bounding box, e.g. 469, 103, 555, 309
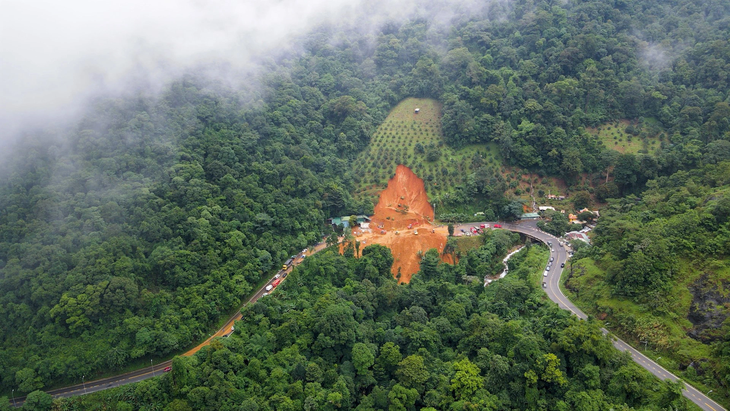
456, 221, 724, 411
12, 224, 725, 410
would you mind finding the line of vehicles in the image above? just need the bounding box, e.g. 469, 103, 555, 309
264, 248, 309, 296
542, 241, 571, 288
459, 223, 503, 236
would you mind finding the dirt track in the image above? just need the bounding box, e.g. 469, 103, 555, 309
351, 165, 448, 283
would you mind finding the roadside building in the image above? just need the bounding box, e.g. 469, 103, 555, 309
565, 231, 591, 244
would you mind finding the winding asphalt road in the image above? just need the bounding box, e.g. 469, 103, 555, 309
11, 224, 726, 410
11, 242, 330, 407
457, 220, 725, 411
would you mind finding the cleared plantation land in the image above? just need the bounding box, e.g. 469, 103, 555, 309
352, 98, 502, 205
587, 119, 663, 154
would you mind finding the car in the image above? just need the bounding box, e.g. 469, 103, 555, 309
262, 292, 269, 297
493, 224, 502, 228
301, 254, 306, 259
283, 272, 288, 278
275, 273, 281, 279
560, 262, 565, 268
542, 282, 547, 288
549, 257, 554, 262
164, 366, 172, 372
546, 266, 550, 271
543, 272, 548, 277
265, 285, 273, 291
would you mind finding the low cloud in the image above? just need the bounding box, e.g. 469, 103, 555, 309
0, 0, 506, 147
0, 0, 360, 138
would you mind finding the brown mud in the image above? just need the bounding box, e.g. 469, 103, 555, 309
348, 165, 448, 283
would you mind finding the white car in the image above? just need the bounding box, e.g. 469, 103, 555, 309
275, 273, 281, 279
265, 285, 273, 291
544, 272, 548, 277
262, 292, 269, 297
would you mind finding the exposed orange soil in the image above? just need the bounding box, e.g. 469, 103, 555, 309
350, 165, 448, 283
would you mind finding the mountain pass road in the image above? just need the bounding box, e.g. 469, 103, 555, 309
11, 224, 725, 410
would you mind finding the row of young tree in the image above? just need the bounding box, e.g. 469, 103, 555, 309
17, 240, 691, 410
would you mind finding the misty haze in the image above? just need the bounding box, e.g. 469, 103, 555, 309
1, 0, 729, 409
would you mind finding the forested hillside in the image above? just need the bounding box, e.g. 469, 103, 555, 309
1, 0, 730, 400
51, 243, 693, 410
566, 161, 730, 400
0, 74, 383, 390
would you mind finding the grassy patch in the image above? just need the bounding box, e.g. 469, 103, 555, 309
452, 235, 483, 255
523, 244, 550, 290
587, 119, 663, 155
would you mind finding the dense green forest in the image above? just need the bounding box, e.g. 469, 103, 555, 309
1, 0, 730, 402
32, 241, 692, 410
565, 161, 730, 400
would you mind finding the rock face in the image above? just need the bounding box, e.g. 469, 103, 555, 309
687, 273, 730, 343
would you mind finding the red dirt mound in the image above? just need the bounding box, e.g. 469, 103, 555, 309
353, 165, 448, 283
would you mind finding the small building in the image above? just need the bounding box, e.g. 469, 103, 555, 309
565, 231, 591, 244
538, 206, 555, 211
521, 212, 540, 220
568, 214, 586, 224
415, 108, 420, 113
328, 215, 372, 228
546, 194, 566, 200
360, 222, 370, 230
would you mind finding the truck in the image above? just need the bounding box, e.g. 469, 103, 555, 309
480, 224, 488, 229
272, 279, 281, 287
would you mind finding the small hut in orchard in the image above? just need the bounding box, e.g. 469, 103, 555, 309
414, 108, 420, 114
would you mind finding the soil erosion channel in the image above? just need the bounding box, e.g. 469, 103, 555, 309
353, 165, 448, 283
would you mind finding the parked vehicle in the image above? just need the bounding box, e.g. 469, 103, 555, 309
265, 284, 273, 291
164, 366, 172, 372
542, 282, 547, 288
494, 224, 502, 228
560, 262, 565, 268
